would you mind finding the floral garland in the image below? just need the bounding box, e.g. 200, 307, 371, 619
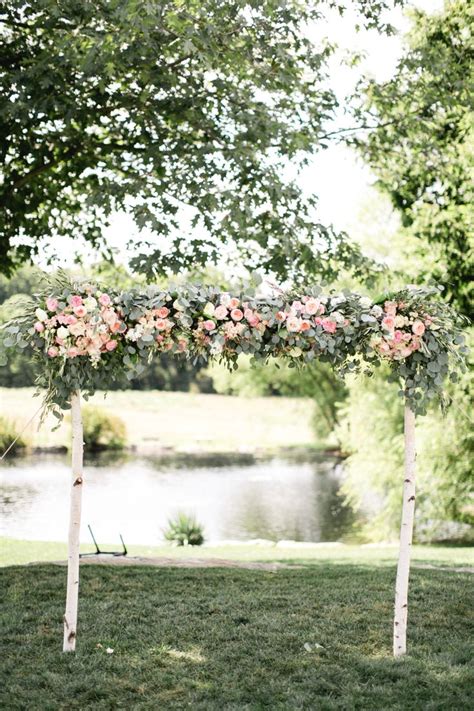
0, 274, 468, 417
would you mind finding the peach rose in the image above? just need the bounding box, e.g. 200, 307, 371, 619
228, 297, 240, 309
382, 316, 395, 331
106, 340, 118, 351
275, 311, 287, 322
98, 293, 111, 307
47, 346, 59, 357
286, 316, 301, 332
74, 305, 87, 318
299, 320, 311, 332
304, 298, 320, 315
156, 307, 169, 318
46, 297, 58, 312
384, 301, 397, 316
214, 305, 228, 320
412, 320, 425, 336
322, 319, 336, 334
67, 347, 79, 358
230, 308, 243, 321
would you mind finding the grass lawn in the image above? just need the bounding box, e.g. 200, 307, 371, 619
0, 387, 315, 452
1, 537, 474, 569
1, 561, 473, 710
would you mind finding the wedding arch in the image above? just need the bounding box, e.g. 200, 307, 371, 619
0, 273, 467, 657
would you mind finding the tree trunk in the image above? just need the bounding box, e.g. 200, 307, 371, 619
393, 403, 416, 657
63, 390, 84, 652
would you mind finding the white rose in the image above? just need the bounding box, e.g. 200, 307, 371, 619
84, 297, 97, 310
203, 302, 215, 316
35, 308, 48, 322
332, 311, 344, 323
56, 326, 69, 339
394, 315, 406, 327
371, 305, 383, 317
359, 296, 372, 308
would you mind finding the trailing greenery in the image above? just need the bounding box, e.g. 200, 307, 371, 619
337, 369, 474, 542
80, 406, 127, 451
1, 563, 473, 709
0, 416, 27, 454
164, 513, 205, 547
0, 273, 468, 419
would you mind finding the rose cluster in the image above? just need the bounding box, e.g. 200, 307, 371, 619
34, 287, 124, 363
370, 300, 432, 361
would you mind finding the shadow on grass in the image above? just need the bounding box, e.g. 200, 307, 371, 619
1, 563, 473, 710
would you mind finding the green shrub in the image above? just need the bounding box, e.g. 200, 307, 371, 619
164, 513, 205, 546
0, 416, 27, 455
337, 365, 474, 543
81, 406, 127, 451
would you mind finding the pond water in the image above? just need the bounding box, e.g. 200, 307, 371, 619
0, 451, 356, 545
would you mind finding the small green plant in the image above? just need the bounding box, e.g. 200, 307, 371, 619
164, 513, 205, 546
0, 416, 27, 455
81, 406, 127, 451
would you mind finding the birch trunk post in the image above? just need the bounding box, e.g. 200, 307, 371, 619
393, 402, 416, 657
63, 390, 84, 652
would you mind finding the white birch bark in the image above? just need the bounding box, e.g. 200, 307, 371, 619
63, 390, 84, 652
393, 403, 416, 657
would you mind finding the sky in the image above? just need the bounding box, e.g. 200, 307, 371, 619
32, 0, 444, 271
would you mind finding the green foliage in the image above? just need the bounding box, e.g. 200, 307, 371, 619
353, 0, 474, 315
0, 416, 27, 454
81, 406, 127, 451
0, 0, 401, 282
1, 564, 473, 709
164, 513, 205, 546
337, 368, 474, 542
0, 273, 468, 418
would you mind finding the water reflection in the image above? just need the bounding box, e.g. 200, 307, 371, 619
0, 452, 356, 544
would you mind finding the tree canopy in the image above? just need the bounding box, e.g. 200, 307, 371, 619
353, 0, 473, 316
1, 0, 401, 280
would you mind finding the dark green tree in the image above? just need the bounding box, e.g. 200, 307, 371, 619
353, 0, 473, 315
1, 0, 400, 280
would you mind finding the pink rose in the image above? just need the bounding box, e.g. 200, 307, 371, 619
378, 341, 391, 354
286, 316, 301, 332
412, 320, 425, 336
156, 307, 169, 318
400, 347, 412, 358
228, 298, 240, 309
304, 298, 320, 315
67, 347, 79, 358
231, 309, 243, 321
314, 317, 323, 326
384, 301, 397, 316
34, 321, 45, 332
299, 320, 311, 332
247, 315, 260, 327
156, 318, 170, 330
74, 305, 87, 318
69, 321, 85, 337
46, 297, 58, 312
105, 340, 117, 351
65, 315, 77, 325
70, 295, 83, 307
110, 321, 121, 333
214, 305, 228, 320
47, 346, 59, 357
275, 311, 287, 322
322, 318, 337, 334
394, 330, 403, 342
98, 293, 111, 307
292, 300, 303, 312
382, 316, 395, 331
203, 320, 216, 331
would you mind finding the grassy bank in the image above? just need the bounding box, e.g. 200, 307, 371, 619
0, 387, 315, 452
1, 561, 473, 709
1, 537, 473, 568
